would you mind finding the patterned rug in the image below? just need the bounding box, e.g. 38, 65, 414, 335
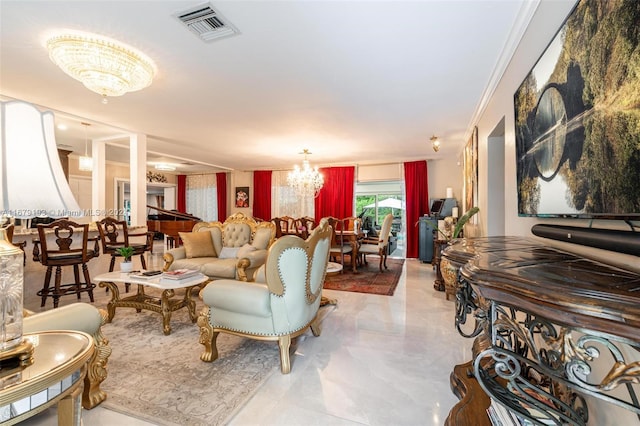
100, 303, 280, 426
323, 257, 404, 296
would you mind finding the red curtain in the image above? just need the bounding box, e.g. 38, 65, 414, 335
252, 170, 272, 221
314, 166, 355, 220
177, 175, 187, 213
216, 172, 227, 221
404, 160, 429, 259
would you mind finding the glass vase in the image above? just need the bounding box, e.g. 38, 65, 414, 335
0, 229, 24, 350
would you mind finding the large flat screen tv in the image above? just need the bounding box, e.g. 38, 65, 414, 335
514, 0, 640, 219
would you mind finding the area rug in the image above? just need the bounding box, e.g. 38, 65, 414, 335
323, 257, 405, 296
100, 304, 280, 426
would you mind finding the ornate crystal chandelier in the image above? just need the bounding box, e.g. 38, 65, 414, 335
287, 149, 324, 198
46, 31, 157, 103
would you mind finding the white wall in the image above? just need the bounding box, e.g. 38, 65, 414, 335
229, 170, 253, 217
428, 157, 464, 209
68, 175, 91, 224
475, 0, 639, 272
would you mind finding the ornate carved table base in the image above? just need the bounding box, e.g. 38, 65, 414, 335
443, 237, 640, 425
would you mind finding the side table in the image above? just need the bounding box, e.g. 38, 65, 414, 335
0, 331, 94, 426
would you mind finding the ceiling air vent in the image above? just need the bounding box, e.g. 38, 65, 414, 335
175, 3, 239, 42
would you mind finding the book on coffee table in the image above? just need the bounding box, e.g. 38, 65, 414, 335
129, 270, 163, 279
161, 269, 201, 280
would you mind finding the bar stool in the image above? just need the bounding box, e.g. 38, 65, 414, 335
35, 219, 98, 308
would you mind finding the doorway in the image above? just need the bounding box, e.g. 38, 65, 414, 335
355, 181, 405, 258
115, 179, 177, 224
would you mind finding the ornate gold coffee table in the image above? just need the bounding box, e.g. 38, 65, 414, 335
0, 331, 94, 425
95, 271, 209, 335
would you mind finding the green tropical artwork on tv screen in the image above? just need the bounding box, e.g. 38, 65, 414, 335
514, 0, 640, 218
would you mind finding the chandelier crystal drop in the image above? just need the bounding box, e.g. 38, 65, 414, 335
46, 31, 157, 99
287, 149, 324, 198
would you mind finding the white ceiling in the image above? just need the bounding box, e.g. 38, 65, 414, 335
0, 0, 529, 173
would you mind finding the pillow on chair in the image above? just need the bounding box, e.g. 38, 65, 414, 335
219, 246, 240, 259
180, 232, 217, 258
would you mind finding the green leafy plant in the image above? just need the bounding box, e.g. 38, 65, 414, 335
452, 206, 479, 239
430, 206, 480, 241
116, 246, 135, 262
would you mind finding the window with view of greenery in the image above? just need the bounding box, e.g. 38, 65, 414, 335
355, 194, 404, 234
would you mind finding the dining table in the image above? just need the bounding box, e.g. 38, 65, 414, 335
337, 229, 364, 273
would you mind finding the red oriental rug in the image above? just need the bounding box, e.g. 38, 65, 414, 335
323, 258, 405, 296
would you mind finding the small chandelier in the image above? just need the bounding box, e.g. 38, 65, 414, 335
287, 149, 324, 198
431, 135, 440, 152
78, 122, 92, 172
46, 30, 157, 103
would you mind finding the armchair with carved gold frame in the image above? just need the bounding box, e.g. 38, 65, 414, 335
197, 218, 331, 374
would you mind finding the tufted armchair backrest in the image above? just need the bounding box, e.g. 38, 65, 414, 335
223, 222, 252, 247
192, 213, 276, 255
378, 213, 394, 248
264, 218, 331, 333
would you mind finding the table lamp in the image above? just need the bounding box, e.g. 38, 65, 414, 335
0, 100, 82, 368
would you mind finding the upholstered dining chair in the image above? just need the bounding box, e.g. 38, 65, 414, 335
343, 216, 362, 233
35, 219, 98, 308
197, 218, 332, 374
279, 216, 296, 235
359, 213, 393, 272
292, 216, 316, 239
326, 216, 353, 273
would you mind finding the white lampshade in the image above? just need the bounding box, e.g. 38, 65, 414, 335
0, 100, 82, 219
79, 155, 93, 171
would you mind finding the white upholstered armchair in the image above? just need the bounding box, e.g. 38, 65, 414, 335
359, 213, 394, 272
197, 218, 332, 374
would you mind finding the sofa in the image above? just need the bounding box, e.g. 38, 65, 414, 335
23, 302, 111, 409
163, 213, 276, 282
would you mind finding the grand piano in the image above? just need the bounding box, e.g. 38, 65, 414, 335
147, 205, 200, 247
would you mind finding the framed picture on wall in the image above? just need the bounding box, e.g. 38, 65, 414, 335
464, 126, 478, 216
514, 0, 640, 219
235, 187, 249, 208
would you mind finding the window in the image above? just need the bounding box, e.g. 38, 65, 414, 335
355, 181, 405, 256
186, 174, 217, 221
272, 170, 314, 218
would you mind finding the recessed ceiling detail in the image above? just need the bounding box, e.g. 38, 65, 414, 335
175, 3, 239, 42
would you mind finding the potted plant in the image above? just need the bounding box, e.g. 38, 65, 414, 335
432, 206, 480, 242
116, 246, 135, 272
451, 206, 479, 240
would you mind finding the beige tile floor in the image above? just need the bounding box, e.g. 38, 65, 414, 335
17, 239, 472, 425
